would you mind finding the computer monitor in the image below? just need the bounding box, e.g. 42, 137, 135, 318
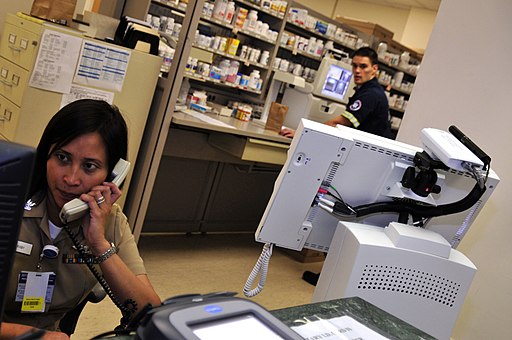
0, 141, 36, 327
311, 57, 354, 105
280, 58, 355, 130
255, 119, 499, 253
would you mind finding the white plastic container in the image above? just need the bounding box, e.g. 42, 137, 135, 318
165, 17, 175, 34
193, 91, 208, 105
226, 60, 239, 83
239, 45, 248, 59
315, 40, 324, 56
151, 16, 160, 30
399, 51, 410, 68
224, 1, 235, 24
377, 42, 388, 59
219, 59, 231, 81
246, 10, 258, 31
307, 37, 316, 54
248, 70, 260, 89
259, 50, 270, 65
212, 0, 228, 21
393, 71, 404, 88
219, 37, 228, 51
172, 23, 182, 38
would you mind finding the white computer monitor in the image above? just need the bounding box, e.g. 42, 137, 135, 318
311, 57, 354, 105
255, 119, 499, 253
280, 58, 355, 130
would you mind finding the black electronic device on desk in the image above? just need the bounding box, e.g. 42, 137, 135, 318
135, 292, 302, 340
114, 16, 159, 55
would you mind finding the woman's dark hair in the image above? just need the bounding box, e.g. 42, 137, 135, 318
29, 99, 128, 199
352, 47, 379, 66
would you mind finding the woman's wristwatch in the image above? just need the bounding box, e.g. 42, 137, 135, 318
95, 242, 118, 263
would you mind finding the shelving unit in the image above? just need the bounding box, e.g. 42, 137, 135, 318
184, 70, 263, 94
189, 0, 287, 101
273, 2, 372, 88
236, 0, 285, 19
119, 0, 423, 237
376, 52, 420, 134
192, 42, 270, 69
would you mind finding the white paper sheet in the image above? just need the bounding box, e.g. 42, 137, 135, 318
181, 109, 235, 129
60, 84, 114, 108
28, 29, 82, 94
73, 41, 131, 92
291, 315, 391, 340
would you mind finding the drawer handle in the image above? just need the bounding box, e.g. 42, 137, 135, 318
0, 110, 12, 122
247, 138, 290, 149
8, 44, 21, 52
0, 79, 13, 87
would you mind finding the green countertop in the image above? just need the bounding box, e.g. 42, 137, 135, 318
272, 297, 435, 339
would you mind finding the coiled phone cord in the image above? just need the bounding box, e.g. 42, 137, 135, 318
243, 243, 273, 297
62, 224, 136, 329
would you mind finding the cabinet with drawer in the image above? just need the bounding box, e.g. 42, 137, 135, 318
0, 15, 42, 71
0, 14, 43, 140
0, 95, 20, 140
0, 57, 30, 106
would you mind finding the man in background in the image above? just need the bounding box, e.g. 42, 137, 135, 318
280, 46, 392, 140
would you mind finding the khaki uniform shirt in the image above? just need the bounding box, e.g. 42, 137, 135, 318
2, 197, 146, 331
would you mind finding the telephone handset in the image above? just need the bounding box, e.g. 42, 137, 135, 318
59, 158, 131, 224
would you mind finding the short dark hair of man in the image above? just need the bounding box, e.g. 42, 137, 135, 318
352, 47, 379, 66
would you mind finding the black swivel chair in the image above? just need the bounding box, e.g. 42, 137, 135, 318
58, 283, 106, 336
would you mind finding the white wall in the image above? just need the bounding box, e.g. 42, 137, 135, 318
401, 7, 437, 53
397, 0, 512, 338
295, 0, 436, 53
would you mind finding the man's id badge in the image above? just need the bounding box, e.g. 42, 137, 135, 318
16, 271, 56, 313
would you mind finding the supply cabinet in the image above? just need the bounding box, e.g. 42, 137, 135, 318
0, 13, 161, 207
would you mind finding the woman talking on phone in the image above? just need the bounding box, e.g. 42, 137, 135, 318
0, 99, 161, 339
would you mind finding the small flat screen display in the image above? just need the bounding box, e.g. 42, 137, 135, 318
320, 63, 352, 103
192, 314, 285, 340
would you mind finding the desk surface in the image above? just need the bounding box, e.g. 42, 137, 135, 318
172, 109, 292, 144
272, 296, 435, 339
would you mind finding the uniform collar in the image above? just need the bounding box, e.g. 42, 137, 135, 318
354, 77, 377, 91
24, 195, 82, 242
359, 77, 379, 89
24, 195, 47, 218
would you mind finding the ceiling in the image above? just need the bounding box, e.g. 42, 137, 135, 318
357, 0, 441, 11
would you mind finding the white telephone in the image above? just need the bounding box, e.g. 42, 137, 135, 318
59, 159, 131, 224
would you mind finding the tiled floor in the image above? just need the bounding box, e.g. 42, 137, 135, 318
73, 232, 324, 339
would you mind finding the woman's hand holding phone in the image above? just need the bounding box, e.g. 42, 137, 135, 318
80, 181, 122, 253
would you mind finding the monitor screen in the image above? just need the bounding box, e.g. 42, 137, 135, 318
0, 141, 36, 324
312, 58, 354, 104
192, 314, 285, 340
255, 119, 499, 253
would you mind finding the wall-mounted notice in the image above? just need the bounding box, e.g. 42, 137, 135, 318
60, 84, 115, 108
29, 29, 82, 94
73, 40, 131, 92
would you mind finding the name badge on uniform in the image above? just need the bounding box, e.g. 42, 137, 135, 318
16, 241, 33, 256
16, 271, 56, 313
